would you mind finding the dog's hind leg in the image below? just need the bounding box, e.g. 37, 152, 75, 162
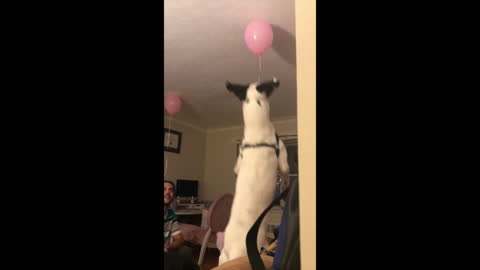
278, 139, 290, 191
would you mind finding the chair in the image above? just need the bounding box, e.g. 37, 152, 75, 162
192, 193, 233, 266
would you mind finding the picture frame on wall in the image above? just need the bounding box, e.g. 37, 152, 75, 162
164, 128, 182, 153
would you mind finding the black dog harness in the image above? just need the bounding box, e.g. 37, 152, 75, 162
240, 134, 280, 158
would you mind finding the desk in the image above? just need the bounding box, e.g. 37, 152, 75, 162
175, 209, 205, 227
175, 210, 203, 215
177, 207, 282, 236
177, 210, 209, 243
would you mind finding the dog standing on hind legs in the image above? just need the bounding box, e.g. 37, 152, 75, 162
218, 77, 290, 266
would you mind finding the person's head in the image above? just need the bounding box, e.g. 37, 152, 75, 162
164, 181, 175, 206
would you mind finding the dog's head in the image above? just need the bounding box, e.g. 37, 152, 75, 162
225, 77, 279, 101
225, 78, 280, 125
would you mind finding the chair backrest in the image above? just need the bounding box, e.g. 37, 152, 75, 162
207, 193, 233, 232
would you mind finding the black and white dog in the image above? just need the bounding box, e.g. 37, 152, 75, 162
218, 77, 290, 265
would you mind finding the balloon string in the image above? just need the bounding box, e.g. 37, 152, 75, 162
164, 115, 172, 177
258, 55, 262, 82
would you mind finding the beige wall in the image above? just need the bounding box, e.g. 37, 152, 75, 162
295, 0, 316, 268
164, 117, 207, 197
202, 118, 297, 201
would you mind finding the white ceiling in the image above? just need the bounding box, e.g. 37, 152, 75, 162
164, 0, 297, 129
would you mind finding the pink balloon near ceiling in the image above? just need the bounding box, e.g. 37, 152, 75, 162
164, 92, 182, 115
244, 20, 274, 56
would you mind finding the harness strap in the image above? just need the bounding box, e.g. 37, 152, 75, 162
240, 133, 280, 158
275, 134, 279, 157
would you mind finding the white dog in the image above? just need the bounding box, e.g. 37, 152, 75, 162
218, 77, 290, 265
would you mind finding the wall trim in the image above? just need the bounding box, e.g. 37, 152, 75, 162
166, 116, 297, 134
164, 116, 206, 133
206, 116, 297, 133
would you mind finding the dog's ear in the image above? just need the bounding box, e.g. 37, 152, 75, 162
226, 81, 249, 101
256, 77, 280, 97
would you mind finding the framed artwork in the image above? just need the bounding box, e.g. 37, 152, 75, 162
164, 128, 182, 153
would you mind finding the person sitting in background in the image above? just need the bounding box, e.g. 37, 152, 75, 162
164, 180, 197, 268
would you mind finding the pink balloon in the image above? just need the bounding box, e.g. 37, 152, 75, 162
244, 20, 274, 56
164, 93, 182, 115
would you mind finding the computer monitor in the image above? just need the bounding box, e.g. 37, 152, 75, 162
176, 179, 198, 197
